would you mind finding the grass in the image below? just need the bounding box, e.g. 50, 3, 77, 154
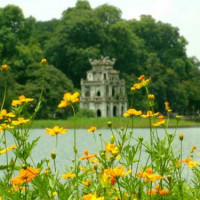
32, 116, 200, 129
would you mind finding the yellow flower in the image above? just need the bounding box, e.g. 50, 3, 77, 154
182, 158, 193, 163
58, 92, 80, 108
152, 120, 165, 127
1, 64, 8, 71
132, 83, 143, 90
83, 193, 104, 200
188, 161, 199, 168
164, 102, 172, 113
80, 166, 86, 171
82, 179, 91, 186
0, 123, 14, 130
136, 169, 163, 183
62, 172, 76, 179
88, 126, 97, 132
140, 111, 159, 118
46, 125, 68, 136
0, 109, 16, 120
138, 75, 151, 86
0, 109, 7, 120
90, 157, 99, 163
0, 144, 17, 154
123, 109, 142, 117
52, 191, 57, 197
104, 166, 131, 178
11, 100, 21, 107
11, 167, 40, 185
41, 58, 47, 64
147, 185, 169, 196
12, 118, 30, 126
79, 150, 96, 160
131, 75, 151, 91
105, 142, 119, 155
19, 95, 34, 103
12, 184, 25, 192
12, 95, 34, 106
191, 145, 197, 153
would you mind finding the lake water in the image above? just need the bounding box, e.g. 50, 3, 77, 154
3, 127, 200, 175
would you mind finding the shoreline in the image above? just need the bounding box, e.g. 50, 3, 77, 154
32, 117, 200, 129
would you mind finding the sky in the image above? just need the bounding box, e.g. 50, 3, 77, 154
0, 0, 200, 60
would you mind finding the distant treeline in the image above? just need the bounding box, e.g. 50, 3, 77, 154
0, 0, 200, 118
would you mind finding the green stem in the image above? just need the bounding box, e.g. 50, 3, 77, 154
135, 142, 142, 175
53, 159, 57, 173
0, 72, 8, 111
117, 178, 123, 200
71, 105, 79, 200
56, 134, 58, 148
71, 105, 77, 168
92, 132, 98, 152
179, 140, 183, 200
3, 130, 9, 179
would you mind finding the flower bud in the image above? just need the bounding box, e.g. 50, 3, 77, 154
167, 175, 171, 180
110, 135, 115, 143
107, 121, 112, 127
74, 147, 78, 153
138, 75, 145, 81
1, 64, 8, 71
138, 137, 143, 142
84, 149, 89, 156
167, 132, 173, 138
131, 87, 135, 92
148, 94, 155, 100
176, 115, 181, 122
22, 164, 27, 169
179, 133, 184, 141
51, 151, 56, 159
41, 58, 47, 64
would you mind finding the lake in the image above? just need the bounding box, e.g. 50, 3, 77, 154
3, 127, 200, 175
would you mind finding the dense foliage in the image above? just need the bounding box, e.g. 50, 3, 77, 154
0, 0, 200, 117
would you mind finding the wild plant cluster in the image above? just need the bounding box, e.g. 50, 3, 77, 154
0, 60, 199, 200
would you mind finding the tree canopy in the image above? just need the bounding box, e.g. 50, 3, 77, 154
0, 2, 200, 117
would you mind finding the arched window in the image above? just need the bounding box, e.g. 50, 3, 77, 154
112, 87, 115, 97
106, 86, 109, 96
85, 90, 90, 97
121, 106, 124, 116
85, 86, 90, 97
107, 106, 110, 117
113, 106, 117, 117
104, 73, 107, 80
97, 91, 101, 96
97, 109, 101, 117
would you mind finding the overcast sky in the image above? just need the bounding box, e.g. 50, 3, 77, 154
1, 0, 200, 60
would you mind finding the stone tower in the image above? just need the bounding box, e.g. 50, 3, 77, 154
80, 56, 127, 117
